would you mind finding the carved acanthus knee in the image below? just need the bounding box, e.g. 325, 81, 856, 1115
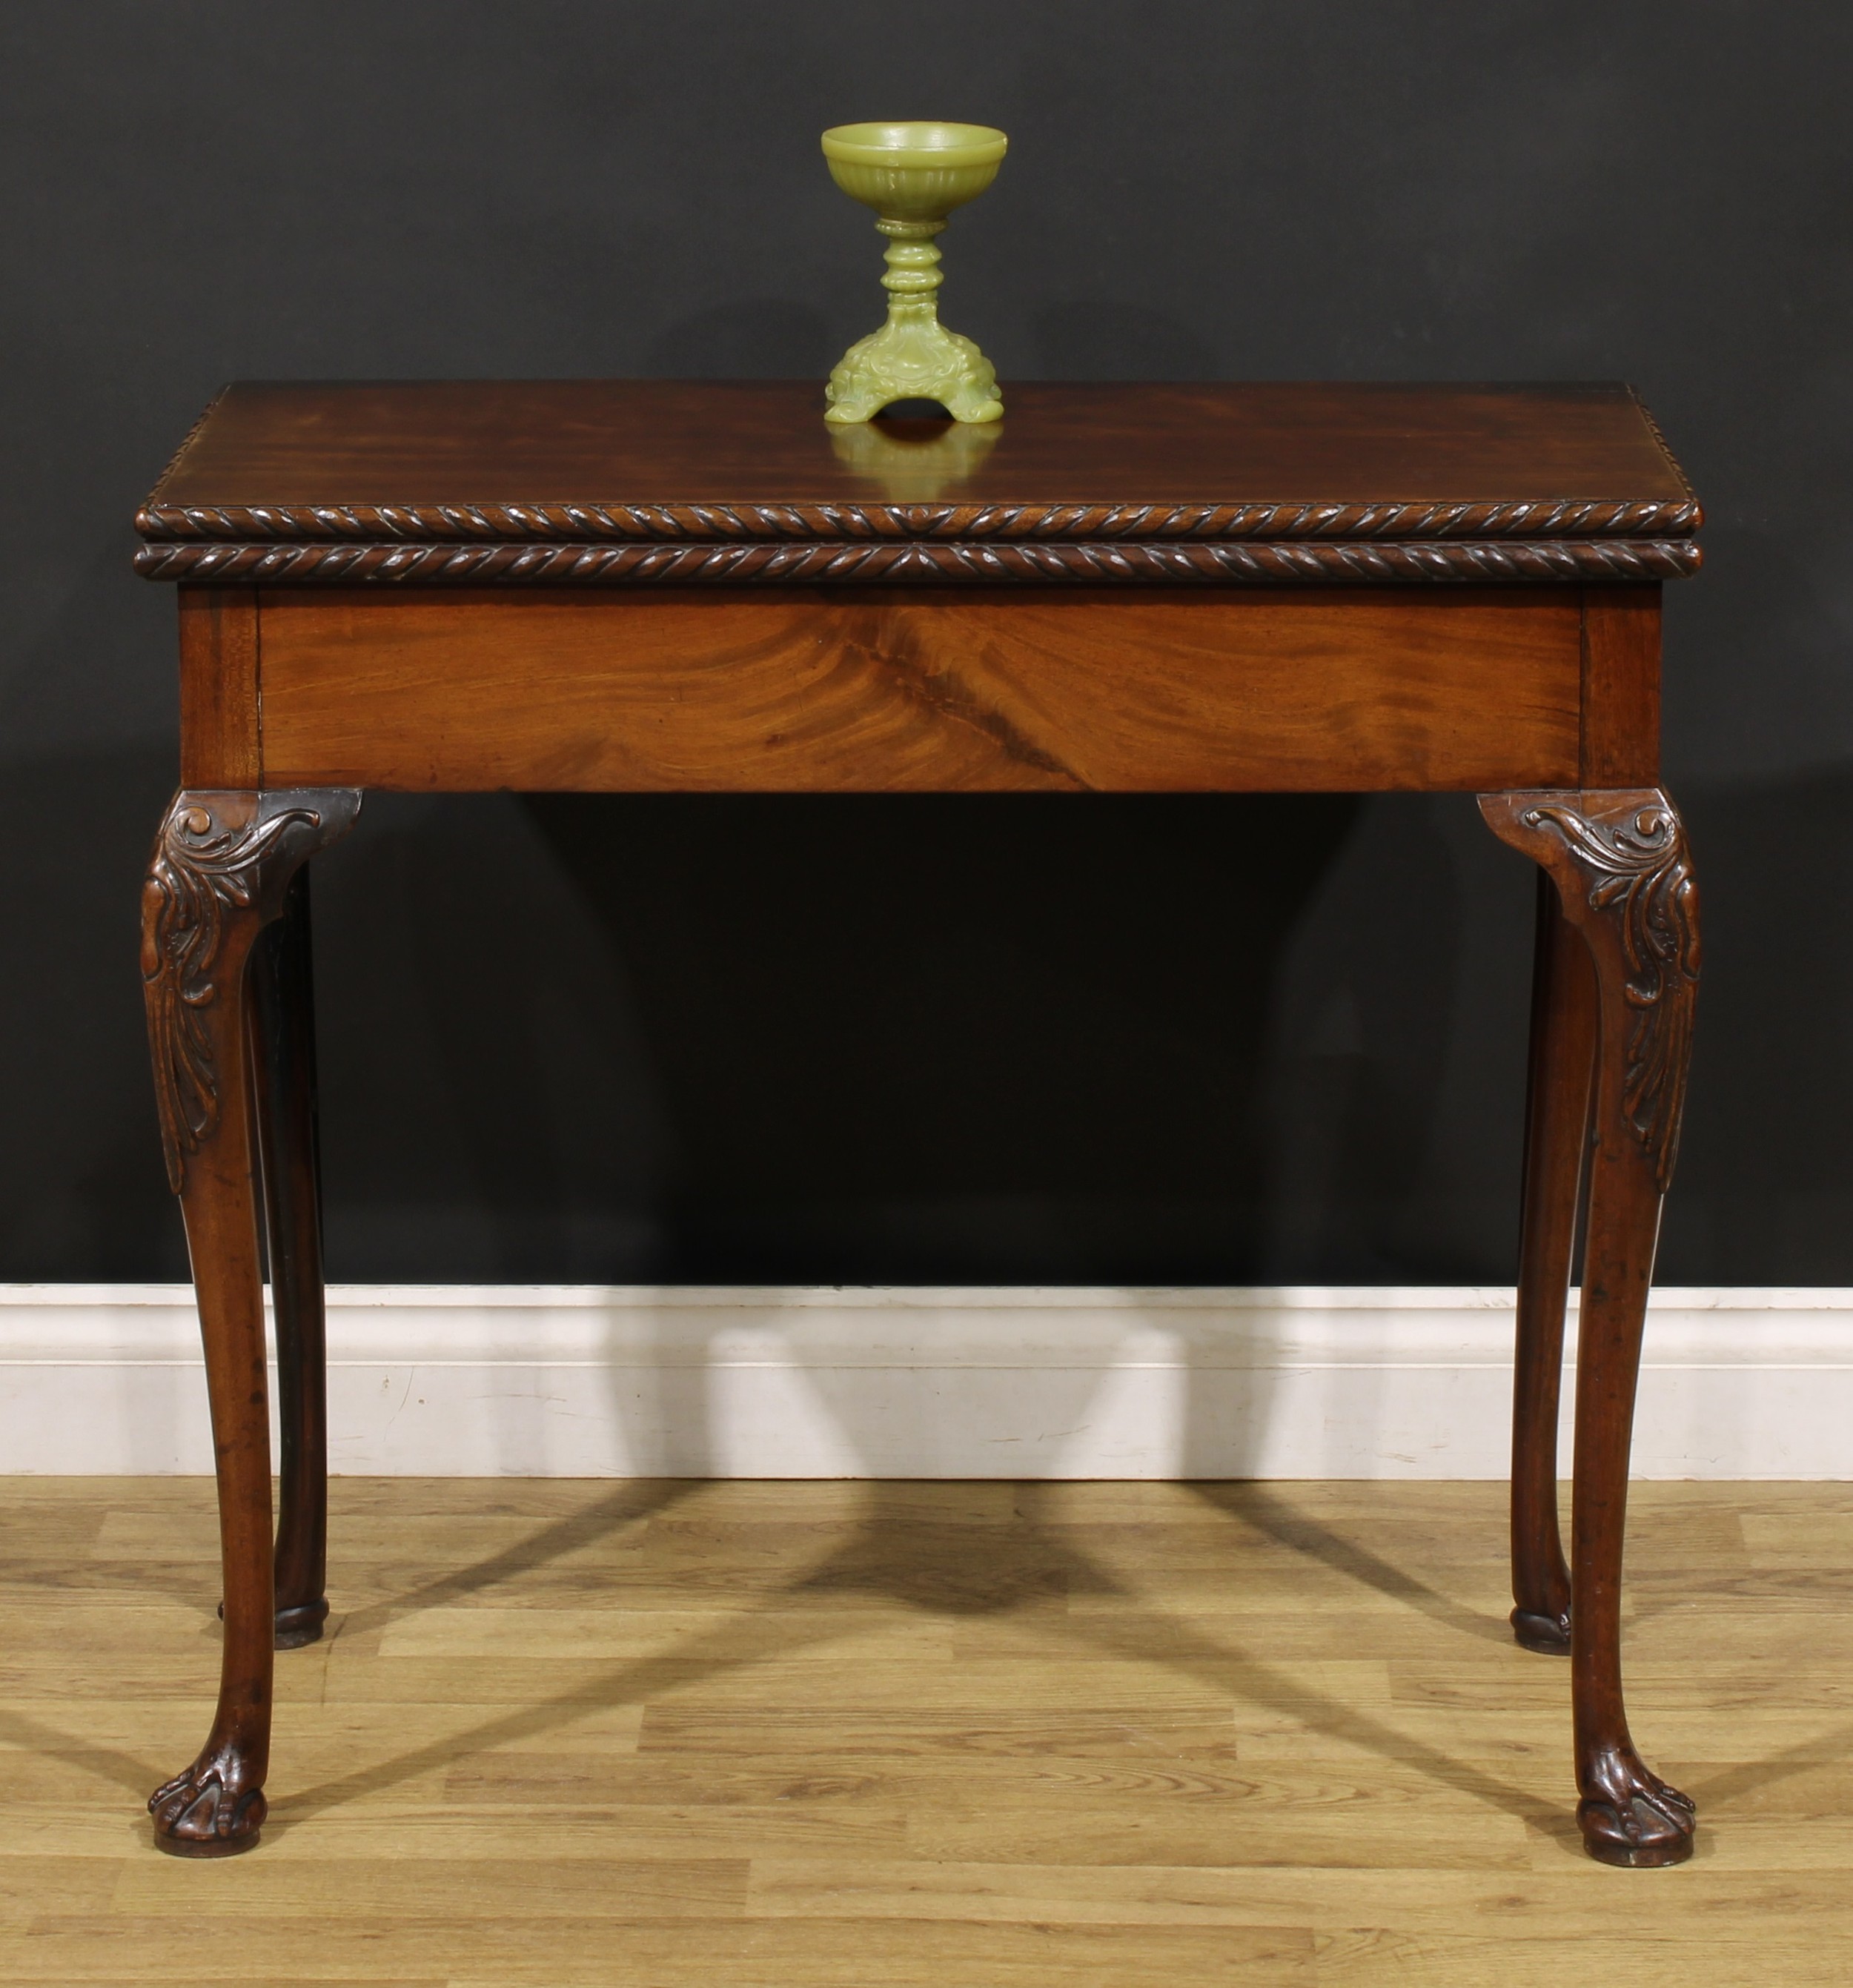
1479, 789, 1700, 1192
141, 789, 361, 1193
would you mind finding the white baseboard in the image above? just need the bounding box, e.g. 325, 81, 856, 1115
2, 1284, 1848, 1479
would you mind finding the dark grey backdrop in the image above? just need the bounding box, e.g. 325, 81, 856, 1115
3, 2, 1849, 1285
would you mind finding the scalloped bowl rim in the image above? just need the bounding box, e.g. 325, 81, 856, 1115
821, 122, 1008, 170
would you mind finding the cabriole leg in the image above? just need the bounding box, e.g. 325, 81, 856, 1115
1481, 787, 1700, 1869
142, 789, 360, 1855
248, 869, 332, 1649
1510, 870, 1597, 1654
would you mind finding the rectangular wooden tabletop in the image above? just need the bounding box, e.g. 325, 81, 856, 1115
148, 379, 1689, 508
136, 381, 1697, 589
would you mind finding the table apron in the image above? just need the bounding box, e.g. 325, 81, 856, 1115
204, 583, 1615, 794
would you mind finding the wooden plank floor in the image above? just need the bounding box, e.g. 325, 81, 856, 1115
2, 1478, 1851, 1985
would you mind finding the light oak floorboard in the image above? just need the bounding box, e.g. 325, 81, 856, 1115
0, 1477, 1849, 1985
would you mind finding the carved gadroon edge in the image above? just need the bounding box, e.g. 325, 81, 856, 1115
1480, 790, 1700, 1191
142, 790, 362, 1193
137, 496, 1700, 544
134, 534, 1702, 586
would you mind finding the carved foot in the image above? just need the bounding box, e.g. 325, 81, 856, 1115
1578, 1747, 1696, 1868
937, 377, 1005, 423
216, 1596, 329, 1648
823, 390, 886, 425
276, 1599, 328, 1650
1512, 1606, 1572, 1655
149, 1755, 266, 1857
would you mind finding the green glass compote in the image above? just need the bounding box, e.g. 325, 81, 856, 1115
821, 121, 1007, 425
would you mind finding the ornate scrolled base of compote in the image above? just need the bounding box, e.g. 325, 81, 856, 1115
826, 314, 1001, 425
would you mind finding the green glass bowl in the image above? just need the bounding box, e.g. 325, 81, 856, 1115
821, 121, 1008, 222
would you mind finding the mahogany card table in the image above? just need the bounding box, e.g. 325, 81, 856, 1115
133, 380, 1703, 1865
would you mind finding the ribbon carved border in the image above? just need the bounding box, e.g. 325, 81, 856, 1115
136, 495, 1700, 546
134, 533, 1701, 586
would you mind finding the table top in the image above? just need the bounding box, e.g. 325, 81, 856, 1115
136, 380, 1700, 589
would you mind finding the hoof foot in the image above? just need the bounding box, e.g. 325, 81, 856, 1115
275, 1599, 328, 1650
1579, 1767, 1696, 1868
149, 1765, 265, 1856
1512, 1606, 1571, 1655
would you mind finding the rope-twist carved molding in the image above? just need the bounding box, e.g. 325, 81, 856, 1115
136, 495, 1700, 546
135, 535, 1702, 586
1481, 790, 1700, 1190
141, 790, 361, 1191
